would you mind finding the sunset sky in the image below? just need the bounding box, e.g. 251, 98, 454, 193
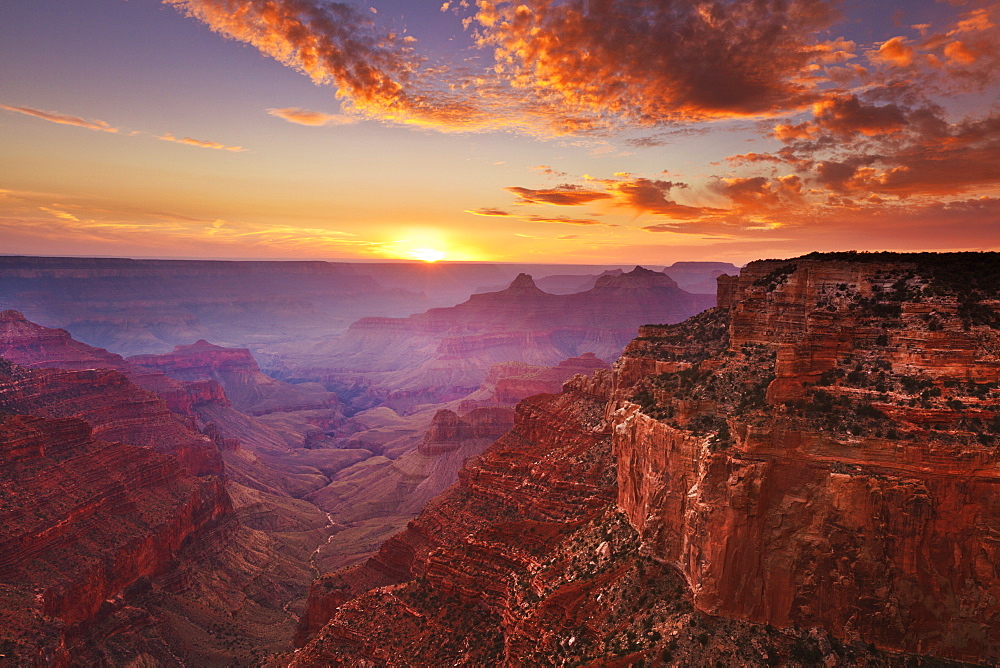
1, 0, 998, 265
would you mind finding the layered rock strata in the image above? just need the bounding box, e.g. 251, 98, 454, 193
128, 339, 341, 416
612, 252, 1000, 662
296, 251, 1000, 665
293, 380, 895, 666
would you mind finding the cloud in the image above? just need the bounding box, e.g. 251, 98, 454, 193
811, 94, 909, 137
530, 164, 567, 178
504, 185, 612, 206
157, 132, 247, 152
0, 189, 390, 258
474, 0, 840, 124
860, 7, 1000, 92
755, 89, 1000, 198
167, 0, 852, 134
38, 206, 80, 221
868, 36, 916, 67
166, 0, 488, 131
523, 214, 607, 226
465, 206, 610, 226
0, 103, 118, 133
267, 107, 357, 126
465, 207, 512, 216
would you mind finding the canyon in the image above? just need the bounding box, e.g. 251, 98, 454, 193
296, 252, 1000, 665
4, 252, 996, 665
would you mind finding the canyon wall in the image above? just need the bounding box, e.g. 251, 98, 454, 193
296, 252, 1000, 665
611, 253, 1000, 661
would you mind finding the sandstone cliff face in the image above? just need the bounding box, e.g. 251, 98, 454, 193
611, 252, 1000, 662
0, 319, 349, 666
0, 410, 229, 664
0, 364, 225, 478
469, 352, 612, 406
0, 309, 229, 418
419, 406, 516, 455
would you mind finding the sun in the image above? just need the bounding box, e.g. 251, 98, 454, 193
407, 247, 446, 263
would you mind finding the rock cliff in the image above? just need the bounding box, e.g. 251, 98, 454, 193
296, 251, 1000, 664
0, 320, 345, 665
0, 350, 231, 664
612, 251, 1000, 661
128, 339, 341, 416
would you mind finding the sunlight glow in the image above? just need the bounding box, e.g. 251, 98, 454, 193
407, 247, 446, 262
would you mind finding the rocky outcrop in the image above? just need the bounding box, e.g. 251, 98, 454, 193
0, 409, 229, 664
0, 362, 225, 478
485, 353, 611, 405
0, 310, 229, 417
420, 406, 515, 455
0, 319, 351, 665
129, 339, 341, 416
292, 374, 895, 667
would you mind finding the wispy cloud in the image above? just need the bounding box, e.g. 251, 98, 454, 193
1, 101, 248, 152
156, 132, 247, 152
465, 207, 512, 217
0, 189, 388, 257
0, 103, 118, 133
267, 107, 357, 126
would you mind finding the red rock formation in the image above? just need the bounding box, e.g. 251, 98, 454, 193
610, 252, 1000, 662
292, 377, 897, 667
295, 252, 1000, 665
477, 352, 612, 405
419, 406, 515, 455
0, 410, 229, 663
0, 320, 342, 665
0, 309, 229, 417
129, 339, 341, 416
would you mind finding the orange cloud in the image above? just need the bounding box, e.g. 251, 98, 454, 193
811, 94, 908, 137
774, 122, 818, 141
267, 107, 357, 126
166, 0, 487, 131
504, 185, 612, 206
0, 103, 118, 133
465, 207, 512, 216
475, 0, 839, 123
523, 215, 607, 226
157, 132, 246, 152
944, 40, 978, 64
869, 36, 915, 67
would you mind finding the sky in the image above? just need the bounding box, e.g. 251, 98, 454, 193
1, 0, 998, 266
